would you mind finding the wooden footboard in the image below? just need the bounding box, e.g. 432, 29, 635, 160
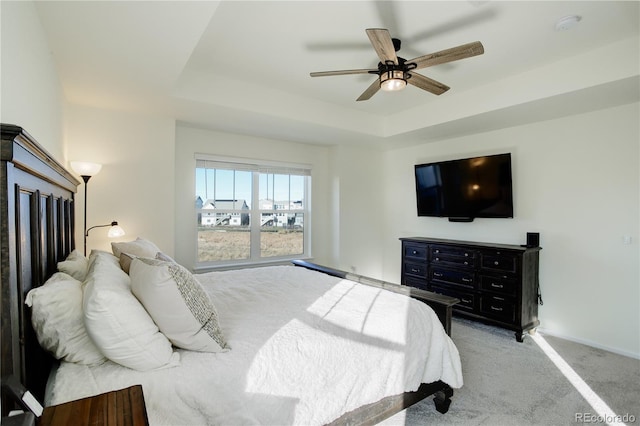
291, 260, 459, 335
327, 381, 453, 426
292, 260, 458, 424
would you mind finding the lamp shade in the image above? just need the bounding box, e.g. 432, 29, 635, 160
71, 161, 102, 177
107, 225, 126, 238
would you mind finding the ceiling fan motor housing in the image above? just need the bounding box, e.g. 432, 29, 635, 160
376, 57, 415, 84
392, 37, 401, 52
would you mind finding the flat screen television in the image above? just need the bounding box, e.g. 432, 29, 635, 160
414, 153, 513, 221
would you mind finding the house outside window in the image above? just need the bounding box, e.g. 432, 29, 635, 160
195, 155, 311, 268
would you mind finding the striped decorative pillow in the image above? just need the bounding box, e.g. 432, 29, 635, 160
130, 257, 229, 352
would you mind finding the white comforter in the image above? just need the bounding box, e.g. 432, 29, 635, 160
47, 265, 462, 425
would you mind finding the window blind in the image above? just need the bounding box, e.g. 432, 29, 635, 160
195, 158, 311, 176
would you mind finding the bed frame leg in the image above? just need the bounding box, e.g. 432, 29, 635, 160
433, 385, 454, 414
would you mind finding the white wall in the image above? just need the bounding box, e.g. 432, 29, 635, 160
65, 105, 175, 256
0, 1, 65, 160
328, 144, 384, 277
377, 102, 639, 358
174, 125, 332, 269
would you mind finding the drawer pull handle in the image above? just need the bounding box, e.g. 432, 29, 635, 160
491, 306, 503, 312
435, 257, 440, 261
462, 278, 472, 283
462, 298, 472, 304
491, 283, 504, 289
464, 253, 469, 257
411, 268, 420, 273
412, 250, 418, 255
433, 272, 443, 277
463, 261, 469, 265
494, 261, 499, 266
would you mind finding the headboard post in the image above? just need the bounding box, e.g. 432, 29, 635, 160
1, 124, 80, 415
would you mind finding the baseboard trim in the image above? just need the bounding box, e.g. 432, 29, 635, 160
538, 327, 640, 360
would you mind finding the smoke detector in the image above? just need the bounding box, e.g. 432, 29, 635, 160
555, 15, 582, 31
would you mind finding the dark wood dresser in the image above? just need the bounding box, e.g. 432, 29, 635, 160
400, 237, 541, 341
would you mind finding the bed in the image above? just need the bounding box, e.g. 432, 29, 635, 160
1, 124, 462, 425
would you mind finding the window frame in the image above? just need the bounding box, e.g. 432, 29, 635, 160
194, 154, 312, 270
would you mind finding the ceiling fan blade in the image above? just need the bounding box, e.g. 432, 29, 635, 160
407, 72, 450, 95
408, 41, 484, 70
366, 28, 398, 65
356, 79, 380, 101
310, 69, 377, 77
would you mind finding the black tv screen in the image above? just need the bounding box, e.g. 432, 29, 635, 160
414, 153, 513, 220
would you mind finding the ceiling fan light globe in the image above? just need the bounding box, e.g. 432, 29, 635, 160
381, 79, 406, 91
380, 70, 407, 92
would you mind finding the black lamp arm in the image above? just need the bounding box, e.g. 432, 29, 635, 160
85, 221, 119, 237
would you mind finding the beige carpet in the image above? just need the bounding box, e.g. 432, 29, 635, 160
381, 318, 640, 425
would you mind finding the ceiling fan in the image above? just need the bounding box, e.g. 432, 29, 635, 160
310, 28, 484, 101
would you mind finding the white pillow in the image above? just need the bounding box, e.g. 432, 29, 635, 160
57, 250, 89, 281
130, 258, 229, 352
111, 237, 161, 259
155, 251, 175, 263
119, 252, 136, 274
118, 251, 173, 275
25, 272, 106, 365
83, 251, 180, 370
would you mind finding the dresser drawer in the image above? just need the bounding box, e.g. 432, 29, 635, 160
431, 252, 476, 268
431, 267, 475, 288
480, 295, 515, 322
431, 245, 476, 268
479, 274, 517, 296
403, 243, 428, 262
431, 285, 475, 312
403, 261, 427, 279
431, 244, 475, 259
404, 276, 428, 291
480, 252, 517, 273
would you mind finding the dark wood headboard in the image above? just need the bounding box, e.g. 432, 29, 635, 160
1, 124, 79, 415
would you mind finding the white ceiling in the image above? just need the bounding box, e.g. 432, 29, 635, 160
35, 1, 640, 149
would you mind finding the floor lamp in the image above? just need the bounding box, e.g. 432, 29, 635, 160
70, 161, 125, 255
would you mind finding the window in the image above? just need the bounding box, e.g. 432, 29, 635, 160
195, 156, 311, 268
